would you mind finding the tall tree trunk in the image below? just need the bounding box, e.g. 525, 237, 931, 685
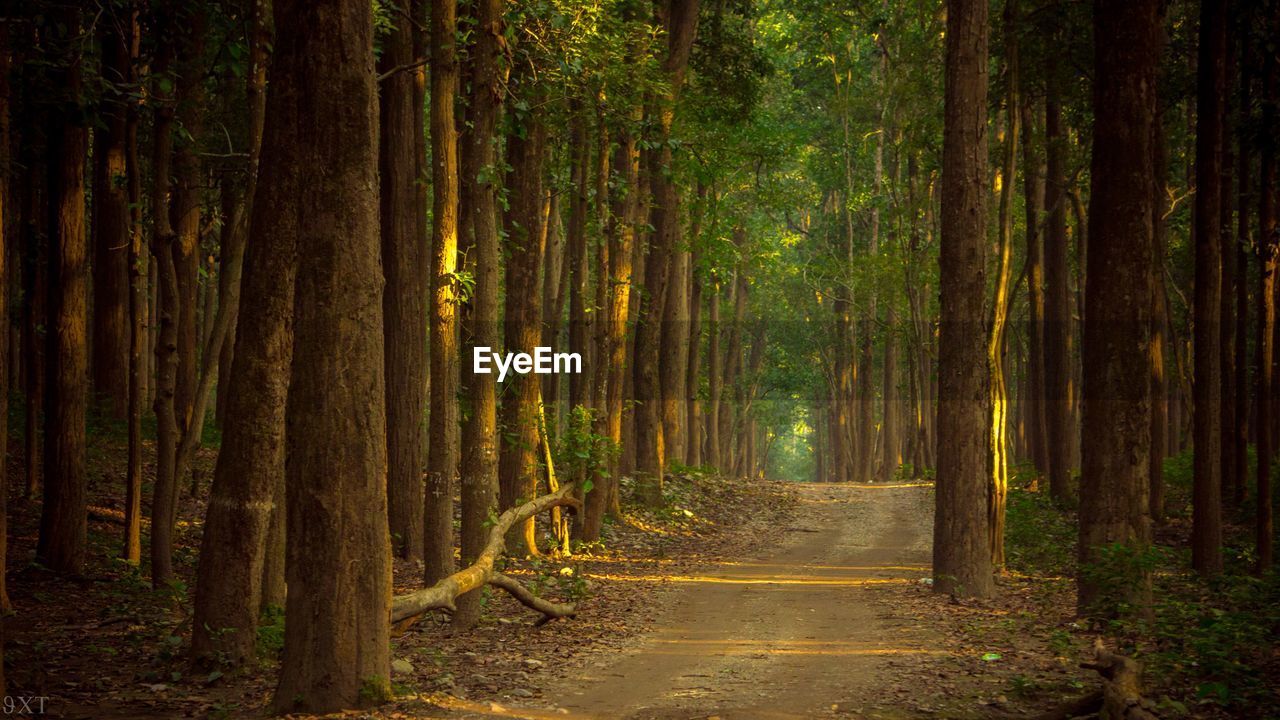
686, 193, 706, 468
455, 0, 505, 626
271, 0, 391, 710
425, 0, 460, 583
706, 280, 723, 473
634, 0, 700, 505
123, 6, 144, 564
933, 0, 994, 599
171, 4, 206, 442
1078, 0, 1160, 615
92, 14, 132, 418
988, 6, 1020, 568
567, 108, 591, 417
1220, 25, 1239, 512
190, 0, 273, 666
584, 116, 639, 541
1233, 27, 1253, 508
380, 0, 427, 563
37, 8, 89, 575
1022, 98, 1048, 478
499, 75, 548, 554
1192, 0, 1226, 577
1257, 0, 1278, 574
1151, 101, 1169, 523
720, 241, 747, 472
0, 20, 11, 614
1043, 58, 1072, 504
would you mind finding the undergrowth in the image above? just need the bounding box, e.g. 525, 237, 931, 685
1003, 450, 1280, 716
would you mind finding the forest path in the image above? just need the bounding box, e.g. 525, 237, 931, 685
543, 482, 938, 719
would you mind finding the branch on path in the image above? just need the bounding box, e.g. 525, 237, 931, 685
390, 483, 582, 633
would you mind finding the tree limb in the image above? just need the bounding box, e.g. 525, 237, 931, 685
390, 483, 582, 632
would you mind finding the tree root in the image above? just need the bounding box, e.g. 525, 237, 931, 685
390, 483, 581, 633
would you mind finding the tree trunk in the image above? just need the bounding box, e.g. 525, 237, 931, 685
123, 7, 145, 564
933, 0, 994, 599
190, 0, 273, 666
91, 16, 132, 418
1043, 60, 1072, 505
1257, 0, 1278, 574
499, 73, 548, 554
1192, 0, 1226, 577
1022, 98, 1048, 479
1233, 30, 1253, 508
988, 9, 1020, 568
584, 118, 639, 541
707, 279, 723, 473
1078, 0, 1159, 615
455, 0, 505, 627
171, 5, 206, 442
1150, 105, 1169, 524
379, 0, 427, 563
686, 193, 706, 468
271, 0, 391, 710
425, 0, 460, 582
37, 9, 89, 575
0, 20, 11, 614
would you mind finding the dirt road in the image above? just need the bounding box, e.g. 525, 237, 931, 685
544, 482, 939, 719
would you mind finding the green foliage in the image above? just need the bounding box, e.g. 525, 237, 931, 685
256, 605, 285, 659
1004, 488, 1076, 578
550, 405, 617, 482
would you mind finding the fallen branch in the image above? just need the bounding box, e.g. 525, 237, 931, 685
390, 483, 581, 632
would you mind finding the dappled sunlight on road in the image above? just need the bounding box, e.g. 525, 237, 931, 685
587, 572, 917, 586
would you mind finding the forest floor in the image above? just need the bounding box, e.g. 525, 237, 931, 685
409, 482, 1104, 720
5, 425, 1274, 719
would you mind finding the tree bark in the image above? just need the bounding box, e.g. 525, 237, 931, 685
988, 8, 1020, 568
1022, 98, 1048, 479
1078, 0, 1159, 615
499, 72, 548, 554
1257, 0, 1278, 574
91, 14, 132, 418
1192, 0, 1226, 577
189, 0, 284, 665
271, 0, 391, 710
171, 4, 206, 441
123, 7, 144, 565
455, 0, 505, 627
1043, 59, 1072, 505
379, 0, 428, 563
425, 0, 460, 583
933, 0, 994, 599
37, 8, 89, 576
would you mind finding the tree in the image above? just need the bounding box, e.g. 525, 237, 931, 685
37, 6, 89, 576
1042, 40, 1073, 506
190, 0, 273, 666
1257, 0, 1278, 574
1191, 0, 1227, 577
91, 9, 133, 417
498, 57, 548, 554
1078, 0, 1160, 615
426, 0, 460, 584
455, 0, 506, 628
270, 0, 391, 711
380, 0, 428, 564
932, 0, 994, 599
633, 0, 701, 506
